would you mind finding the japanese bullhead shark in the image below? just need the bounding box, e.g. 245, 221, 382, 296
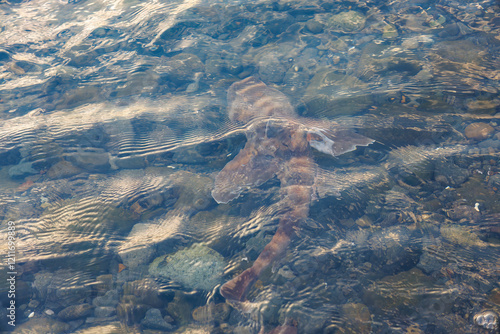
212, 76, 373, 301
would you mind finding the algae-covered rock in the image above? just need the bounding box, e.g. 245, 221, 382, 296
58, 303, 93, 321
363, 268, 434, 313
341, 303, 372, 334
303, 69, 371, 117
440, 225, 488, 247
12, 318, 70, 333
149, 244, 225, 290
192, 303, 230, 323
326, 11, 366, 33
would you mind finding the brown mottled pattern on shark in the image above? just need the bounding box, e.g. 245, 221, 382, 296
212, 76, 373, 301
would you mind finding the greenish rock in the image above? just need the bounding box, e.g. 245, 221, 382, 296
382, 24, 398, 39
305, 18, 324, 34
327, 11, 366, 33
440, 225, 487, 247
8, 161, 37, 178
164, 53, 204, 85
192, 303, 231, 323
303, 69, 371, 117
12, 317, 70, 334
363, 268, 435, 313
58, 85, 101, 109
113, 70, 159, 97
341, 303, 372, 334
434, 40, 485, 64
149, 244, 225, 290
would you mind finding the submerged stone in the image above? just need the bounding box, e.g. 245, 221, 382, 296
326, 11, 366, 33
149, 244, 225, 290
464, 122, 495, 140
12, 317, 70, 334
58, 303, 93, 321
192, 303, 231, 323
141, 308, 174, 331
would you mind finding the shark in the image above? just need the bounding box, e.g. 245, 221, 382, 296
212, 76, 374, 302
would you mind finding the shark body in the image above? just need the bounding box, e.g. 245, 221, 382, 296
212, 76, 373, 301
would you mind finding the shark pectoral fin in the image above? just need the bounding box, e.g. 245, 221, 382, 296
307, 129, 374, 157
212, 145, 280, 204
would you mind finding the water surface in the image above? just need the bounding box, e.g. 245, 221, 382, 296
0, 0, 499, 333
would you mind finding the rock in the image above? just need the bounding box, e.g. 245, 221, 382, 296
122, 279, 163, 308
94, 306, 116, 318
33, 271, 54, 300
114, 156, 147, 169
58, 303, 93, 321
382, 24, 398, 39
466, 99, 500, 113
341, 303, 372, 334
434, 160, 468, 186
167, 292, 194, 326
119, 223, 156, 269
116, 303, 149, 325
488, 174, 500, 188
363, 268, 434, 313
8, 161, 38, 178
73, 322, 123, 333
12, 317, 70, 334
258, 52, 286, 84
162, 53, 204, 86
326, 11, 366, 33
478, 139, 500, 150
93, 274, 113, 295
303, 69, 371, 117
305, 18, 324, 33
47, 160, 82, 179
67, 150, 111, 172
93, 289, 119, 307
149, 244, 225, 290
192, 303, 231, 323
446, 201, 480, 222
464, 122, 495, 140
417, 244, 447, 274
440, 225, 487, 247
112, 70, 159, 97
141, 308, 174, 331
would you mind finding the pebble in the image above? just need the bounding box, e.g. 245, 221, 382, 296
47, 160, 82, 179
140, 308, 174, 331
94, 306, 116, 318
192, 303, 231, 323
93, 289, 119, 307
464, 122, 495, 140
58, 303, 93, 321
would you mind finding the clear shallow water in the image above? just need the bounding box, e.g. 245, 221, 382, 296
0, 0, 499, 333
